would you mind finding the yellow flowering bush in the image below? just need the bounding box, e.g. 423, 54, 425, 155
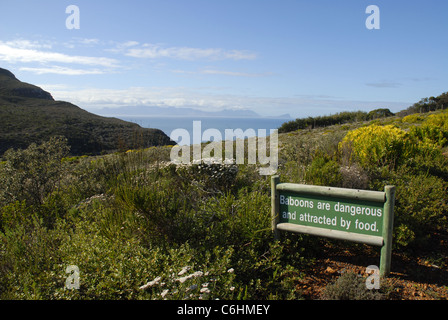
409, 111, 448, 156
410, 124, 447, 148
425, 110, 448, 129
409, 111, 448, 148
401, 113, 425, 124
339, 124, 414, 170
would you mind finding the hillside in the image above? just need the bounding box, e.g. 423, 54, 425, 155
0, 69, 447, 301
0, 102, 447, 300
0, 68, 174, 156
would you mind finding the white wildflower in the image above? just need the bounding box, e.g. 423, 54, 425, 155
176, 270, 204, 283
178, 266, 191, 276
200, 287, 210, 294
139, 276, 161, 290
192, 271, 204, 277
177, 275, 190, 283
227, 268, 234, 273
160, 289, 169, 298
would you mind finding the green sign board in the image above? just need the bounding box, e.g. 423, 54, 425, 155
279, 192, 384, 237
271, 176, 395, 277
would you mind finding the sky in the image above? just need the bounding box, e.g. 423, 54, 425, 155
0, 0, 447, 118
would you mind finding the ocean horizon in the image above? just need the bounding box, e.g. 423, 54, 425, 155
116, 115, 288, 144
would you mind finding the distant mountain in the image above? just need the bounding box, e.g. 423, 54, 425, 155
0, 68, 174, 156
97, 105, 262, 118
276, 114, 291, 119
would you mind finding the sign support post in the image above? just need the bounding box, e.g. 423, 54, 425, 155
271, 175, 280, 240
380, 185, 395, 277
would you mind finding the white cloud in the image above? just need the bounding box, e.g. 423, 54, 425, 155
171, 68, 271, 77
0, 41, 119, 68
106, 40, 256, 61
125, 43, 256, 61
44, 85, 409, 118
20, 66, 105, 75
62, 38, 101, 49
1, 38, 257, 81
77, 38, 100, 45
201, 69, 272, 77
121, 41, 139, 47
49, 87, 201, 108
3, 39, 53, 50
104, 40, 140, 54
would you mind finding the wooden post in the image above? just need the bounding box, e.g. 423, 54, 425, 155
271, 175, 280, 240
380, 185, 395, 277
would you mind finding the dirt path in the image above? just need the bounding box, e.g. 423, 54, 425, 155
295, 236, 448, 300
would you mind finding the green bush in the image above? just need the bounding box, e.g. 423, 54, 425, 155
136, 245, 237, 300
174, 162, 239, 194
322, 272, 384, 300
278, 111, 371, 133
391, 172, 448, 248
114, 178, 199, 245
0, 136, 70, 206
0, 211, 68, 299
305, 152, 342, 187
201, 189, 271, 248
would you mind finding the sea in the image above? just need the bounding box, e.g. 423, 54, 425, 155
117, 116, 289, 144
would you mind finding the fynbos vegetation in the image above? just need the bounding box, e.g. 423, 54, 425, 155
0, 96, 447, 299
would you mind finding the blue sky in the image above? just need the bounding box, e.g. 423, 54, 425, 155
0, 0, 447, 118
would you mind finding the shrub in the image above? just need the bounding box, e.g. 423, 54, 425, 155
409, 112, 448, 148
394, 224, 416, 249
0, 200, 33, 232
425, 110, 448, 129
392, 172, 448, 247
114, 178, 199, 245
175, 161, 239, 194
0, 211, 68, 299
0, 136, 70, 207
339, 121, 448, 251
202, 189, 271, 248
401, 113, 425, 124
339, 164, 370, 190
339, 124, 413, 171
322, 272, 384, 300
305, 152, 342, 187
137, 245, 237, 300
278, 111, 370, 133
